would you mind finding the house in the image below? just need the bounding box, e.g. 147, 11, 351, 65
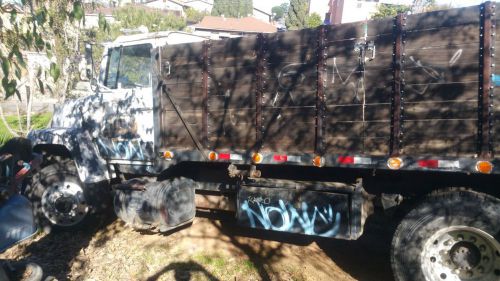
193, 16, 276, 39
327, 0, 379, 24
142, 0, 187, 16
184, 0, 213, 13
327, 0, 416, 25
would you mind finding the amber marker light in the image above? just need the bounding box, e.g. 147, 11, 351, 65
208, 151, 218, 161
312, 156, 324, 167
476, 161, 493, 174
163, 150, 174, 159
387, 157, 403, 170
252, 153, 263, 164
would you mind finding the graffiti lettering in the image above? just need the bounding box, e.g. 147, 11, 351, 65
241, 199, 341, 237
246, 196, 271, 205
96, 139, 145, 160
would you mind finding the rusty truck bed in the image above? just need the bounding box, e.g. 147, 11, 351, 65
154, 3, 499, 175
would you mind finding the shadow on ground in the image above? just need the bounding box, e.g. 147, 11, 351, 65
2, 214, 118, 281
196, 209, 396, 281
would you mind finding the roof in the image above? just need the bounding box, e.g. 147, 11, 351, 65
112, 31, 208, 46
194, 16, 277, 33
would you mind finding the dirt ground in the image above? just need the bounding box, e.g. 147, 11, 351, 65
0, 211, 396, 281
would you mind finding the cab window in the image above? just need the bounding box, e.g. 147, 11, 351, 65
104, 44, 152, 89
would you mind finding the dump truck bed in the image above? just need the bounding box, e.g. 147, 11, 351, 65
155, 3, 499, 174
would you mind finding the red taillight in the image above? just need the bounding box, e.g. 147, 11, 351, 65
273, 155, 288, 162
218, 153, 230, 160
338, 156, 354, 164
418, 159, 439, 168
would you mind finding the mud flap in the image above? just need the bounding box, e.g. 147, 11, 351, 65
237, 183, 364, 239
113, 178, 196, 232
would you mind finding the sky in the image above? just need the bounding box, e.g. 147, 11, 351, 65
253, 0, 487, 13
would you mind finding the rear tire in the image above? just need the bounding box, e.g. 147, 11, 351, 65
391, 190, 500, 281
24, 161, 111, 232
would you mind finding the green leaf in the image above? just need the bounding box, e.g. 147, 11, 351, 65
49, 63, 61, 81
73, 2, 84, 21
1, 59, 9, 77
13, 62, 21, 80
2, 78, 17, 99
37, 78, 45, 95
35, 8, 47, 25
12, 46, 25, 68
10, 10, 17, 24
35, 34, 44, 50
22, 30, 33, 48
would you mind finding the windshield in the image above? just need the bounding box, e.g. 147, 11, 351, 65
104, 44, 152, 89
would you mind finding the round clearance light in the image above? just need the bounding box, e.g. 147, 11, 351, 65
476, 161, 493, 174
208, 151, 218, 161
387, 157, 403, 170
252, 153, 263, 164
163, 150, 174, 159
312, 156, 324, 167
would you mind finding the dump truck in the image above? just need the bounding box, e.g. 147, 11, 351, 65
24, 2, 500, 281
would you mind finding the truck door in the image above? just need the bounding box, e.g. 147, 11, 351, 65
95, 43, 156, 165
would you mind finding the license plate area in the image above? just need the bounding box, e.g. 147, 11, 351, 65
237, 186, 351, 238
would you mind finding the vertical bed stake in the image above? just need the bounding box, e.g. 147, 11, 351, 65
478, 1, 495, 159
255, 33, 266, 147
315, 25, 328, 155
202, 40, 210, 147
390, 14, 406, 156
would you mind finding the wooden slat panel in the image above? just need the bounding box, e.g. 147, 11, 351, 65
404, 82, 478, 102
326, 104, 390, 121
160, 111, 203, 148
405, 25, 480, 49
208, 109, 255, 150
405, 5, 479, 30
324, 137, 389, 155
405, 100, 478, 120
402, 119, 476, 156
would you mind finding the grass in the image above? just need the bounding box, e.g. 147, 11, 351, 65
0, 113, 52, 146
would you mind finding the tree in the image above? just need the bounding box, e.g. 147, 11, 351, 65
371, 0, 438, 19
306, 12, 322, 28
112, 6, 186, 32
271, 3, 288, 21
286, 0, 309, 30
185, 7, 208, 24
371, 4, 411, 19
211, 0, 253, 18
0, 0, 84, 138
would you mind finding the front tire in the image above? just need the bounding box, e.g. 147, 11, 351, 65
24, 161, 110, 232
391, 190, 500, 281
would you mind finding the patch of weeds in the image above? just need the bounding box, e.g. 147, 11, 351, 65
0, 113, 52, 146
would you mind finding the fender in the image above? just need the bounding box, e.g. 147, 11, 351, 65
27, 128, 110, 184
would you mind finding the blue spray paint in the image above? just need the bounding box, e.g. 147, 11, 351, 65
96, 139, 145, 160
241, 199, 341, 237
492, 74, 500, 86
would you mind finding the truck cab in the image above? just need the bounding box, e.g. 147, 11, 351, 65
26, 32, 208, 229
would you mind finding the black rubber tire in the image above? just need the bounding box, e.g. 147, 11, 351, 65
0, 261, 43, 281
391, 190, 500, 281
24, 161, 111, 232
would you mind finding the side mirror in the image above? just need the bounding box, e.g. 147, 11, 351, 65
90, 77, 98, 92
84, 42, 94, 80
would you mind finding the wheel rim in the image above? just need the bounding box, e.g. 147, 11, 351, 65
41, 181, 88, 226
421, 226, 500, 281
